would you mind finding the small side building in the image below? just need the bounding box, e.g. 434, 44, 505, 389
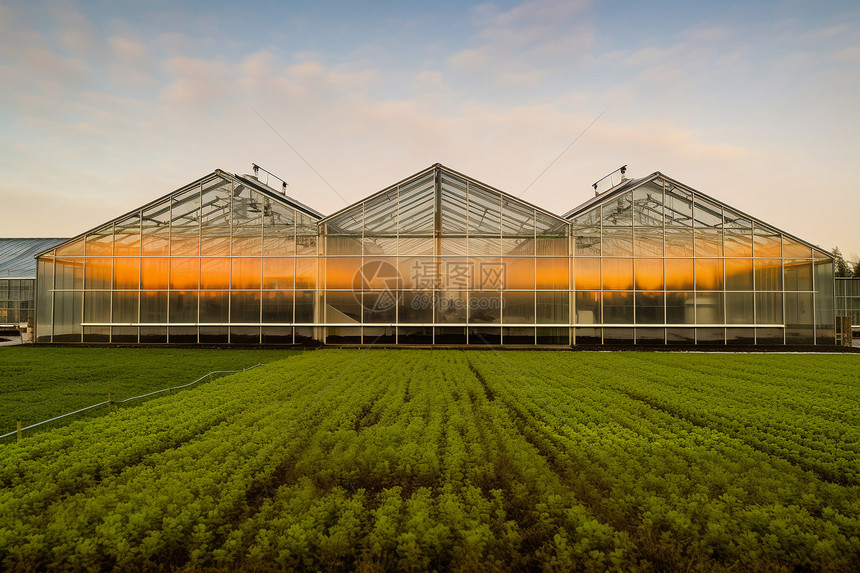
0, 238, 68, 332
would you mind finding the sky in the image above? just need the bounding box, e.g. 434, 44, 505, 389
1, 0, 858, 258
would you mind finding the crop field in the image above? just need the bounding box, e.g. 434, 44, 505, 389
1, 350, 859, 571
0, 347, 297, 434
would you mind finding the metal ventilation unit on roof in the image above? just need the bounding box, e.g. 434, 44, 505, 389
248, 163, 289, 196
592, 165, 628, 196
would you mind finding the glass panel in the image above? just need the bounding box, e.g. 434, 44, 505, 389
666, 292, 694, 324
756, 327, 784, 345
602, 258, 633, 290
535, 258, 568, 290
694, 228, 722, 257
696, 327, 725, 345
263, 199, 295, 255
296, 212, 319, 256
327, 207, 363, 235
263, 258, 295, 289
468, 184, 501, 237
232, 257, 262, 290
665, 259, 693, 291
634, 227, 663, 257
666, 327, 695, 344
398, 291, 433, 323
603, 292, 633, 324
114, 215, 141, 257
232, 186, 263, 256
111, 326, 138, 343
326, 291, 362, 323
535, 215, 568, 256
84, 291, 111, 323
574, 327, 601, 344
574, 292, 600, 324
56, 238, 85, 257
695, 292, 724, 324
365, 188, 400, 236
602, 227, 633, 257
471, 258, 504, 291
503, 291, 536, 324
603, 327, 634, 344
262, 291, 293, 323
170, 186, 201, 256
442, 258, 471, 290
755, 259, 782, 290
536, 327, 567, 345
695, 259, 723, 291
36, 259, 54, 340
467, 327, 500, 345
140, 326, 167, 343
112, 291, 138, 323
140, 291, 167, 323
55, 257, 84, 290
363, 236, 397, 256
398, 237, 434, 256
503, 326, 534, 344
141, 258, 168, 290
53, 291, 82, 341
231, 291, 261, 323
469, 293, 501, 324
755, 292, 783, 324
327, 236, 360, 256
726, 327, 755, 345
295, 258, 317, 289
201, 258, 230, 290
169, 291, 198, 323
725, 292, 754, 324
85, 258, 112, 290
441, 174, 467, 234
753, 224, 781, 257
362, 292, 397, 323
435, 327, 466, 344
814, 259, 835, 344
86, 226, 113, 256
635, 292, 664, 324
325, 257, 361, 290
725, 259, 752, 291
141, 200, 170, 256
783, 236, 812, 258
199, 291, 229, 323
399, 173, 435, 235
693, 195, 722, 228
785, 292, 814, 344
504, 258, 535, 290
601, 193, 632, 227
435, 290, 467, 323
572, 224, 601, 256
574, 258, 600, 290
535, 292, 567, 324
783, 260, 812, 291
200, 177, 233, 256
169, 326, 197, 344
398, 326, 433, 344
632, 181, 663, 226
363, 326, 396, 344
114, 258, 140, 290
664, 227, 694, 257
262, 326, 293, 344
170, 258, 199, 290
664, 184, 693, 227
635, 259, 663, 291
635, 327, 665, 345
468, 236, 500, 256
198, 326, 227, 343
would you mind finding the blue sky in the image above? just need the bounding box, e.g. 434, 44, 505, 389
1, 0, 858, 257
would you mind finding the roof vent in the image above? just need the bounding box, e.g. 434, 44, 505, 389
592, 165, 627, 196
250, 163, 289, 196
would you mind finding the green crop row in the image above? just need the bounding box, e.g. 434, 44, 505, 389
1, 350, 858, 572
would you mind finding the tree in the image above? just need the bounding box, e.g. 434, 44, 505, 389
853, 257, 860, 278
831, 247, 849, 277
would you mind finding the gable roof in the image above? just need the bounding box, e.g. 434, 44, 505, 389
563, 171, 832, 258
318, 163, 569, 226
35, 169, 323, 258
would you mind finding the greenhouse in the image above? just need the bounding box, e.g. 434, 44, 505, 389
33, 164, 836, 345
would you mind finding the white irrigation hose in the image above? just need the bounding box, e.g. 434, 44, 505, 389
0, 364, 262, 441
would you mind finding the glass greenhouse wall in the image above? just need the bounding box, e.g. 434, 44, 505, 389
34, 165, 836, 346
836, 277, 860, 325
36, 171, 321, 344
